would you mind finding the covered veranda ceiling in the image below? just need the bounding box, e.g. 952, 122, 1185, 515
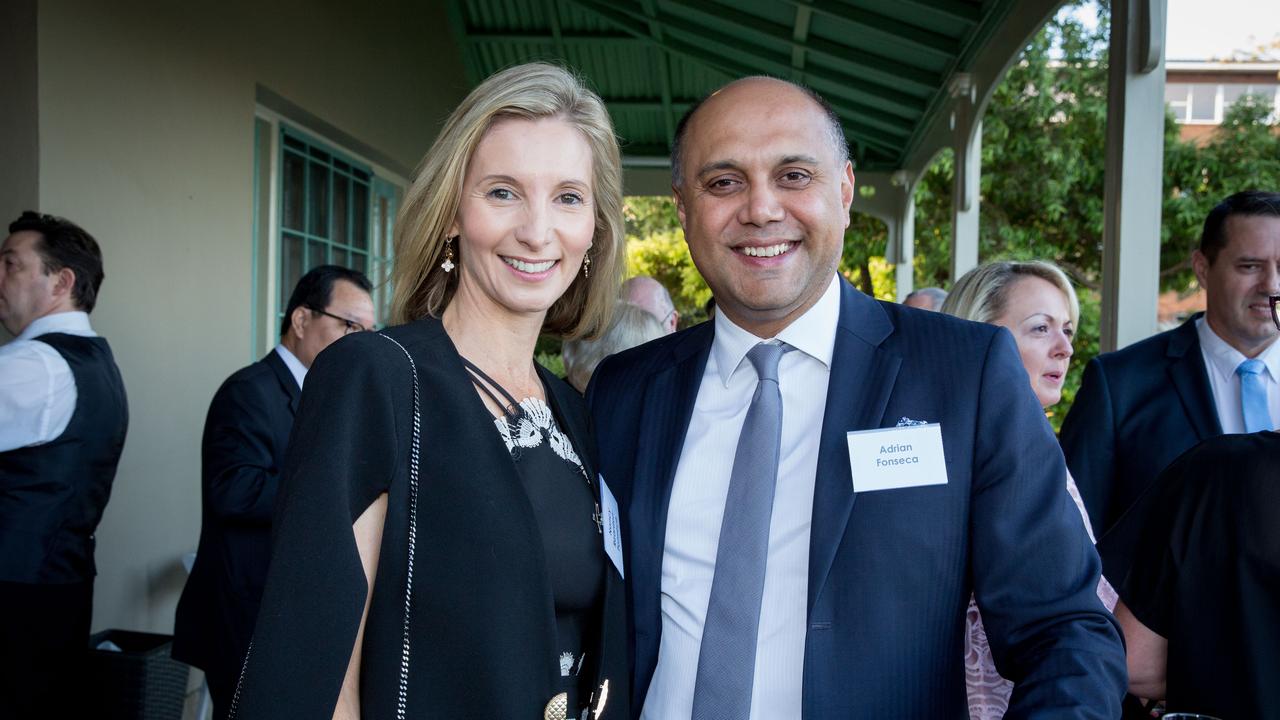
446, 0, 1062, 174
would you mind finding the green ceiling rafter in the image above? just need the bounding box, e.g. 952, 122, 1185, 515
782, 0, 961, 59
788, 1, 813, 82
608, 100, 695, 113
561, 3, 911, 154
564, 0, 928, 120
640, 0, 678, 147
446, 0, 1048, 173
467, 32, 643, 45
671, 0, 941, 95
446, 1, 484, 86
893, 0, 984, 26
543, 0, 569, 59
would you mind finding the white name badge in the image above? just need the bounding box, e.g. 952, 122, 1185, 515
598, 474, 624, 578
846, 423, 949, 493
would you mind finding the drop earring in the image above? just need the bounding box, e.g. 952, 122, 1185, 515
582, 251, 591, 279
441, 236, 456, 273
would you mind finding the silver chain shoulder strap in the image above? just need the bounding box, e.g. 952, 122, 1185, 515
226, 332, 423, 720
377, 333, 423, 720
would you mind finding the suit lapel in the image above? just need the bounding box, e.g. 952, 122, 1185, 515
630, 323, 712, 666
263, 349, 302, 414
807, 282, 900, 615
1165, 315, 1222, 440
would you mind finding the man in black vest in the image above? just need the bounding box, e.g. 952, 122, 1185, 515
0, 211, 129, 717
173, 264, 373, 718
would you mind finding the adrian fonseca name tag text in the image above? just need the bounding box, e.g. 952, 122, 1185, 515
876, 442, 919, 467
847, 424, 948, 492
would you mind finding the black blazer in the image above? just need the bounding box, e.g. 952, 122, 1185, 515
172, 350, 299, 681
1060, 314, 1221, 579
237, 318, 628, 720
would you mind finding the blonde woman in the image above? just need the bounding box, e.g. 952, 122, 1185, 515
942, 261, 1118, 719
236, 63, 627, 720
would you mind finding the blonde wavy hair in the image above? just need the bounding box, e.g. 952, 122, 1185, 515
390, 62, 624, 339
941, 260, 1080, 328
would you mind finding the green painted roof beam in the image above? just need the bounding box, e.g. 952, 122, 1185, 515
890, 0, 983, 26
563, 0, 928, 120
673, 0, 941, 94
446, 1, 485, 86
466, 32, 641, 45
782, 0, 962, 59
652, 33, 916, 151
607, 100, 696, 113
789, 1, 813, 82
546, 0, 916, 155
544, 0, 569, 60
640, 0, 678, 147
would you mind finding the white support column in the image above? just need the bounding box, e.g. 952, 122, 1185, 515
894, 192, 917, 301
850, 170, 917, 301
1101, 0, 1167, 351
950, 75, 981, 283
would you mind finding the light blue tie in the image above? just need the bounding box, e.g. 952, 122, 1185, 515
691, 342, 788, 720
1237, 359, 1272, 433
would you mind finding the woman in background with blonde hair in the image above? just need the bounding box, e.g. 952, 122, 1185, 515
942, 260, 1117, 719
235, 62, 627, 720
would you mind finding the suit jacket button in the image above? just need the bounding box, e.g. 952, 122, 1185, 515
544, 692, 568, 720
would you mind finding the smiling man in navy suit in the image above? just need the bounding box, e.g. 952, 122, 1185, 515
587, 77, 1126, 719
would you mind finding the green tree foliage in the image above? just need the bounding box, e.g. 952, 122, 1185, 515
619, 0, 1280, 427
1162, 96, 1280, 286
622, 197, 715, 326
900, 0, 1280, 426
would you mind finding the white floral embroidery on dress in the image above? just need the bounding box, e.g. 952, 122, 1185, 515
493, 397, 585, 471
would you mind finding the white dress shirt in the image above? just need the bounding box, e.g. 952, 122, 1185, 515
641, 275, 841, 720
274, 343, 308, 389
0, 312, 98, 452
1197, 317, 1280, 433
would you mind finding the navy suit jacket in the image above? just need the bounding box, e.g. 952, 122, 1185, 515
1060, 314, 1221, 582
173, 349, 299, 681
588, 279, 1126, 718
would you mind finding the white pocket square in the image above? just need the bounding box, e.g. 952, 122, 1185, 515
896, 416, 930, 427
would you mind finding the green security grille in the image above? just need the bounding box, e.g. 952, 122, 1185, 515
277, 126, 377, 316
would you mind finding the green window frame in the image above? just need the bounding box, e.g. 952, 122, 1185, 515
276, 125, 393, 323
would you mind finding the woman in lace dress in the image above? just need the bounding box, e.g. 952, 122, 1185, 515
235, 63, 628, 720
942, 261, 1119, 719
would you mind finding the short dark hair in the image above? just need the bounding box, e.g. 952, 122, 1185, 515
8, 211, 105, 312
1199, 190, 1280, 263
670, 76, 849, 187
280, 264, 373, 337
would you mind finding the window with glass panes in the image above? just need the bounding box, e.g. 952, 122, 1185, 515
1165, 82, 1280, 124
278, 126, 387, 320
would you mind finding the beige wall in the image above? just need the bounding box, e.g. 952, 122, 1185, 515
35, 0, 465, 633
1, 0, 39, 226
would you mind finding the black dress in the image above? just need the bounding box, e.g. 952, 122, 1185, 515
1103, 431, 1280, 719
459, 357, 607, 711
234, 318, 627, 720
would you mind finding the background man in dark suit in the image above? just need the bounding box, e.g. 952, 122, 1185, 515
1061, 190, 1280, 576
173, 264, 373, 718
588, 77, 1125, 718
0, 211, 128, 717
